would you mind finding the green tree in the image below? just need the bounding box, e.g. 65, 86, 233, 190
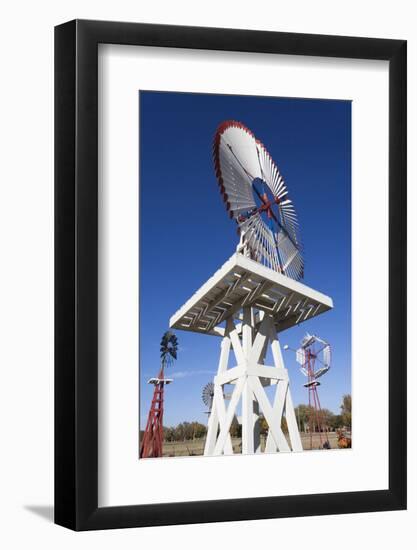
293, 405, 335, 432
258, 414, 268, 436
328, 414, 344, 430
294, 404, 315, 431
167, 421, 207, 441
230, 416, 242, 438
183, 421, 193, 440
190, 421, 207, 439
320, 408, 334, 430
174, 423, 185, 441
163, 426, 175, 442
340, 394, 352, 428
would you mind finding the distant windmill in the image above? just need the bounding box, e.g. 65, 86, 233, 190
140, 331, 178, 458
286, 333, 332, 449
202, 381, 231, 415
202, 382, 215, 414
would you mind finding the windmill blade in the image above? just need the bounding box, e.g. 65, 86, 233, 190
314, 366, 330, 379
213, 120, 303, 280
202, 382, 215, 409
301, 333, 315, 348
296, 348, 306, 365
322, 345, 331, 367
297, 334, 332, 379
160, 330, 178, 366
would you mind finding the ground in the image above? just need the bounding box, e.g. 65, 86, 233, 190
162, 432, 343, 457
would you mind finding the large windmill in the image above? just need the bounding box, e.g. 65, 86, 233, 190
140, 331, 178, 458
170, 121, 333, 456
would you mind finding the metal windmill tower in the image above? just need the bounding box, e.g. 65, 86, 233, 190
169, 120, 333, 456
293, 334, 332, 449
140, 331, 178, 458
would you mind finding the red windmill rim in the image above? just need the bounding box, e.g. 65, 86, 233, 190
212, 120, 284, 221
212, 119, 304, 281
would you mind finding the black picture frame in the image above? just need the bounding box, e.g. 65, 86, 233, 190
55, 19, 407, 531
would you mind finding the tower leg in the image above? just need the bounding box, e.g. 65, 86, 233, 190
204, 312, 302, 456
204, 331, 234, 455
241, 308, 255, 454
241, 380, 255, 454
140, 376, 166, 458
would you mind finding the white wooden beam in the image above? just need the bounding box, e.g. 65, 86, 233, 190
249, 376, 290, 452
241, 380, 255, 454
213, 377, 245, 455
199, 277, 307, 457
285, 389, 303, 452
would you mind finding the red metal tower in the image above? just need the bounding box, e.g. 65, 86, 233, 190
140, 331, 177, 459
139, 367, 172, 458
304, 348, 330, 450
291, 334, 331, 450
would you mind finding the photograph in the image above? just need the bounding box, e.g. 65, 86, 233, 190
139, 91, 352, 459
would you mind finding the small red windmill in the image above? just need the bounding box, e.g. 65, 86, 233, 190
140, 331, 178, 458
285, 333, 332, 450
295, 334, 331, 450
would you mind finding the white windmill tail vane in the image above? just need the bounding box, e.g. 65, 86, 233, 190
213, 120, 303, 280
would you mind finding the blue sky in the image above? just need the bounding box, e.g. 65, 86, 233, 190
139, 91, 351, 428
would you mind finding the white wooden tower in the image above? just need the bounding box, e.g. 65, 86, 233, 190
170, 253, 333, 455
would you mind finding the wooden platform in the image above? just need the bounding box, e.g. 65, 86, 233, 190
169, 253, 333, 336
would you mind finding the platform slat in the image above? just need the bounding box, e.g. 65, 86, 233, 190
169, 254, 333, 335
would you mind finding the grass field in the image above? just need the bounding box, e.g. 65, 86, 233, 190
162, 432, 343, 457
